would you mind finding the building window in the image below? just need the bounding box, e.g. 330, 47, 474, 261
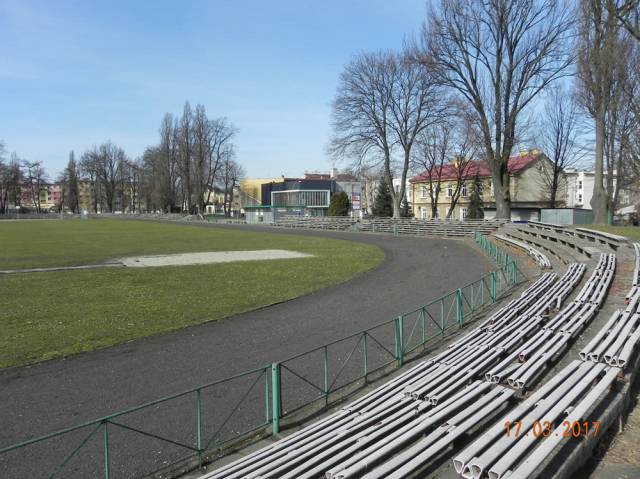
578, 194, 583, 203
461, 207, 468, 219
447, 184, 453, 198
271, 190, 330, 208
420, 207, 428, 219
578, 180, 583, 190
461, 182, 467, 197
420, 186, 427, 198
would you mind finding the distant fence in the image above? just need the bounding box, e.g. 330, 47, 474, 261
0, 212, 64, 220
0, 232, 525, 479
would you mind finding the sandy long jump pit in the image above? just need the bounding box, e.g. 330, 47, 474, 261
118, 249, 312, 267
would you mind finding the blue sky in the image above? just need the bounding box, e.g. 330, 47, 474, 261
0, 0, 426, 178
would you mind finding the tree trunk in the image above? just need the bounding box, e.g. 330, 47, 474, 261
492, 164, 511, 219
549, 171, 559, 208
591, 112, 608, 223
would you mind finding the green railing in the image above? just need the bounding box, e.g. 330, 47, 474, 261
475, 231, 525, 284
0, 238, 526, 478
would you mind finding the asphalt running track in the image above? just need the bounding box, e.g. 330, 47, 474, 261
0, 224, 492, 478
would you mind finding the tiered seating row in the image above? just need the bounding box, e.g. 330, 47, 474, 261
485, 256, 613, 392
626, 242, 640, 302
581, 277, 640, 368
204, 261, 602, 479
454, 254, 622, 479
494, 234, 552, 269
357, 218, 506, 237
454, 360, 620, 479
518, 225, 601, 259
271, 216, 507, 236
273, 216, 356, 230
526, 221, 627, 251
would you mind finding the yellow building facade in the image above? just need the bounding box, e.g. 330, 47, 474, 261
410, 151, 565, 221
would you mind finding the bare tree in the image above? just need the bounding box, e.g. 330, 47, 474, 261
204, 117, 236, 210
388, 55, 443, 217
604, 38, 639, 210
420, 0, 574, 219
330, 51, 395, 210
622, 43, 640, 193
121, 159, 142, 213
536, 86, 585, 207
22, 160, 47, 213
178, 102, 194, 212
445, 128, 476, 218
330, 51, 443, 217
141, 105, 237, 214
610, 0, 640, 39
0, 141, 7, 214
6, 155, 22, 211
80, 152, 101, 213
82, 142, 126, 212
219, 147, 244, 216
192, 104, 210, 214
158, 113, 180, 212
578, 0, 627, 222
413, 123, 450, 218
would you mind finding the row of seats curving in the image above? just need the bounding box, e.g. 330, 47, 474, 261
494, 234, 552, 269
454, 248, 640, 479
203, 258, 607, 479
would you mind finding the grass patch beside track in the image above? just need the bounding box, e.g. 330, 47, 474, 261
0, 219, 383, 368
582, 225, 640, 241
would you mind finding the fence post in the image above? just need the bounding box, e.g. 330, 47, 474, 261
271, 363, 281, 435
323, 345, 329, 403
363, 333, 368, 378
490, 271, 497, 301
394, 316, 404, 366
103, 421, 110, 479
196, 388, 203, 466
456, 289, 464, 326
265, 370, 270, 424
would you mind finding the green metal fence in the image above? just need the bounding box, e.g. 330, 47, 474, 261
475, 231, 524, 284
0, 234, 526, 478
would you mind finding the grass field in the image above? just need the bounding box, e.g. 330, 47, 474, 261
584, 225, 640, 241
0, 219, 383, 369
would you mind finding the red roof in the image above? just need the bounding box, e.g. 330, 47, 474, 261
410, 153, 540, 183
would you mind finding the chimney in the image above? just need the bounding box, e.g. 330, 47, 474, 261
330, 167, 338, 179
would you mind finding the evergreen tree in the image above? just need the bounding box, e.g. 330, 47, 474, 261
328, 191, 350, 216
372, 177, 393, 217
467, 174, 484, 219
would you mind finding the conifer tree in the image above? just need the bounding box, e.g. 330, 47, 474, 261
372, 177, 393, 217
467, 174, 484, 219
328, 191, 350, 216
